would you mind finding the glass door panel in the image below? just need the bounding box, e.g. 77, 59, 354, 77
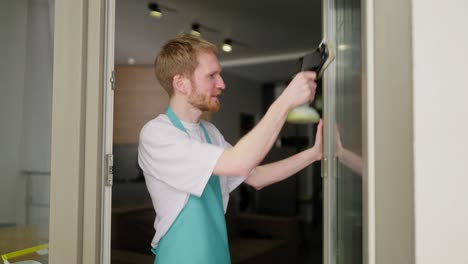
0, 1, 54, 263
324, 0, 363, 263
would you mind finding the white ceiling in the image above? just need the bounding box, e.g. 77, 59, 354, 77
115, 0, 323, 83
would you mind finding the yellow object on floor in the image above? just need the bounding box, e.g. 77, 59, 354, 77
1, 243, 48, 264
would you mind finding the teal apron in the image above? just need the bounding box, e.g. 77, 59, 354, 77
151, 107, 231, 264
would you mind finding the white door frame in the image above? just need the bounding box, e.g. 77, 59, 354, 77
101, 0, 115, 263
362, 0, 375, 263
49, 0, 107, 263
322, 0, 337, 263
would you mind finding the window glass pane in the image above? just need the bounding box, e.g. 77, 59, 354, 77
326, 0, 363, 262
335, 0, 363, 262
0, 0, 54, 263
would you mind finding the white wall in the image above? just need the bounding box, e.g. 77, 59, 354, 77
21, 0, 53, 172
21, 0, 53, 239
372, 0, 415, 262
0, 0, 28, 225
0, 1, 53, 238
412, 1, 468, 263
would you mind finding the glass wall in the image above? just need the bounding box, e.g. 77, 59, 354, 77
324, 0, 363, 263
0, 0, 54, 263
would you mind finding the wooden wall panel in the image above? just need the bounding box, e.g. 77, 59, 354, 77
113, 65, 169, 144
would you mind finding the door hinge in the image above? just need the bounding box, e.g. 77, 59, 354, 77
110, 70, 115, 90
105, 154, 113, 186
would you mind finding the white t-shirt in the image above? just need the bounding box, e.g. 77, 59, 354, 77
138, 114, 245, 248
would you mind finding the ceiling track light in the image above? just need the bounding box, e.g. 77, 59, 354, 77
221, 37, 249, 53
189, 22, 221, 37
221, 38, 233, 53
148, 2, 177, 19
190, 23, 201, 37
148, 3, 162, 18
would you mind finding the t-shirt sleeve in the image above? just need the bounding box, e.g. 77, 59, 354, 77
138, 121, 224, 197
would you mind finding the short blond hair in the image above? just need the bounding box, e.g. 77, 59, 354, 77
154, 33, 218, 96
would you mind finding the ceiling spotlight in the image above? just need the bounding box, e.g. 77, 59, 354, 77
190, 23, 201, 37
189, 22, 220, 37
221, 39, 233, 53
147, 2, 177, 19
148, 3, 162, 18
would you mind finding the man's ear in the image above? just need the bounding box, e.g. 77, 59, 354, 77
172, 74, 190, 95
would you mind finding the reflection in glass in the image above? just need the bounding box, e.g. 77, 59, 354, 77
336, 1, 363, 262
0, 1, 54, 263
327, 0, 363, 263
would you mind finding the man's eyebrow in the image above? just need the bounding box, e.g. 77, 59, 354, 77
208, 69, 221, 75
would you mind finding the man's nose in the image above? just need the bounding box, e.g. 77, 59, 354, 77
217, 76, 226, 90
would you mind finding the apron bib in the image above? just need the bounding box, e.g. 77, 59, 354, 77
151, 107, 231, 264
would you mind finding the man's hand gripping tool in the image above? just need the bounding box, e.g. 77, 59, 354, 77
300, 39, 335, 80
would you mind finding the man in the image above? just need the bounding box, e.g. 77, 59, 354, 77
138, 33, 323, 263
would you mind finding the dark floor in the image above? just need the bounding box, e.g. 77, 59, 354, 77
111, 221, 323, 264
297, 222, 323, 264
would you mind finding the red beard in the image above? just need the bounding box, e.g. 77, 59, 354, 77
188, 90, 221, 112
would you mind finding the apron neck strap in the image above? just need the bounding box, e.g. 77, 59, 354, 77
165, 106, 212, 144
